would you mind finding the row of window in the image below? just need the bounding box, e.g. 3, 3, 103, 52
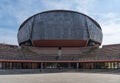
0, 62, 120, 69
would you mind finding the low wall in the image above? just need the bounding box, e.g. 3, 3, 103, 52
0, 69, 120, 75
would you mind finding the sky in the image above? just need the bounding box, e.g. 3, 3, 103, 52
0, 0, 120, 45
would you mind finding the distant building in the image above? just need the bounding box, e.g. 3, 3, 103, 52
0, 10, 119, 71
18, 10, 102, 47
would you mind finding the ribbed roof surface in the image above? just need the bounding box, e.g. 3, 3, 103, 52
19, 10, 101, 30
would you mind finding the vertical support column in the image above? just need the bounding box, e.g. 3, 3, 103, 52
58, 47, 62, 59
108, 62, 110, 69
40, 62, 43, 72
114, 62, 117, 70
77, 62, 79, 69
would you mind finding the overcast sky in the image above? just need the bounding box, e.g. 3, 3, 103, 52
0, 0, 120, 45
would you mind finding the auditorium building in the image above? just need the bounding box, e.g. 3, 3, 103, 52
0, 10, 120, 70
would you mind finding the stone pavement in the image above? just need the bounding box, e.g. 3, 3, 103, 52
0, 73, 120, 83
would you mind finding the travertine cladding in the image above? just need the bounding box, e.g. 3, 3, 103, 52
0, 44, 120, 60
28, 47, 58, 55
100, 44, 120, 56
18, 10, 103, 46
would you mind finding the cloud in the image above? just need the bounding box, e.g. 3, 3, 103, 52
1, 0, 97, 44
41, 0, 97, 14
0, 0, 43, 24
73, 0, 96, 14
0, 0, 97, 25
102, 23, 120, 45
0, 0, 120, 45
40, 0, 72, 10
0, 28, 18, 45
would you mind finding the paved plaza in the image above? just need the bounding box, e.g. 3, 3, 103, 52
0, 73, 120, 83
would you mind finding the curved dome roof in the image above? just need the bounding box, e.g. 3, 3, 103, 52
18, 10, 103, 47
19, 10, 101, 30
